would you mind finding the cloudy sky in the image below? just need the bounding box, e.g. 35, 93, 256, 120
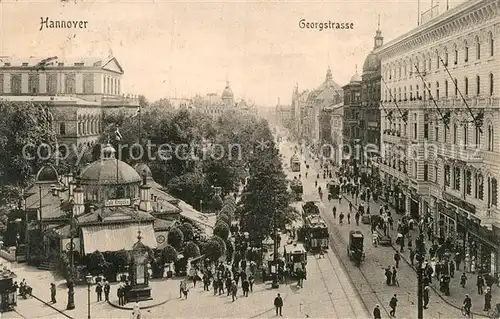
0, 0, 465, 106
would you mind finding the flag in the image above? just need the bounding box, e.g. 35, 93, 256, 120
115, 127, 122, 141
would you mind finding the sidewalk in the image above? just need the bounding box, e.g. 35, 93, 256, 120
342, 192, 495, 317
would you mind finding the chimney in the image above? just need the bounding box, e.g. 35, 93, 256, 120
73, 180, 85, 216
139, 173, 152, 212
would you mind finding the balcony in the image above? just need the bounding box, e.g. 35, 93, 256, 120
384, 96, 500, 110
437, 143, 483, 163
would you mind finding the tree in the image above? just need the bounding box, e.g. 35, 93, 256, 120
217, 213, 231, 226
87, 251, 110, 276
114, 250, 131, 273
183, 241, 201, 259
167, 227, 184, 250
179, 222, 195, 242
205, 237, 225, 262
161, 244, 178, 264
213, 221, 230, 241
166, 173, 211, 208
210, 235, 226, 256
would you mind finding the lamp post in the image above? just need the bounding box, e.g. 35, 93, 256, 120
416, 232, 426, 319
85, 273, 92, 319
272, 194, 279, 289
14, 218, 22, 248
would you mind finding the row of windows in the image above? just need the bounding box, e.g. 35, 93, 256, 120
385, 33, 494, 81
0, 73, 96, 94
104, 76, 120, 95
384, 73, 495, 101
384, 118, 495, 151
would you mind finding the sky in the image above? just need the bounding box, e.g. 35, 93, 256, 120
0, 0, 466, 106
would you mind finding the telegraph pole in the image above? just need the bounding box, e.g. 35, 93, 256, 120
416, 232, 425, 319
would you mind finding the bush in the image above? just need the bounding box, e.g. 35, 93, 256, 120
198, 238, 209, 256
55, 252, 76, 283
211, 235, 226, 256
162, 244, 178, 264
214, 221, 230, 241
179, 222, 195, 242
114, 250, 131, 273
87, 251, 110, 276
167, 227, 184, 250
205, 238, 224, 262
183, 241, 201, 259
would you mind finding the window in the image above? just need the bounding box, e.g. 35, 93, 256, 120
413, 160, 417, 178
463, 123, 468, 147
453, 123, 458, 144
444, 126, 448, 143
454, 78, 458, 96
475, 127, 481, 148
453, 166, 461, 191
436, 51, 440, 68
475, 173, 484, 200
404, 86, 407, 100
444, 165, 451, 187
424, 114, 429, 139
424, 163, 429, 181
118, 79, 121, 95
464, 41, 469, 62
476, 75, 481, 95
435, 126, 439, 141
416, 85, 420, 99
488, 124, 494, 151
413, 123, 418, 139
65, 74, 75, 93
10, 74, 21, 94
59, 122, 66, 135
476, 36, 481, 60
454, 46, 458, 64
46, 74, 57, 94
445, 80, 448, 97
436, 81, 440, 100
83, 74, 94, 94
465, 77, 469, 95
492, 178, 498, 206
490, 73, 494, 96
444, 51, 448, 66
28, 75, 39, 94
466, 170, 472, 195
0, 74, 3, 94
434, 165, 439, 183
490, 32, 494, 57
410, 85, 413, 100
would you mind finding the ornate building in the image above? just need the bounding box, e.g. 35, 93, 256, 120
377, 0, 500, 272
0, 56, 139, 147
343, 22, 383, 175
319, 103, 344, 165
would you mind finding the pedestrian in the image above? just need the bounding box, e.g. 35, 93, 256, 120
385, 267, 392, 285
389, 294, 398, 317
226, 277, 232, 296
349, 203, 353, 213
242, 279, 249, 297
339, 212, 344, 225
104, 281, 110, 301
409, 248, 415, 266
347, 212, 351, 224
392, 266, 399, 287
484, 287, 492, 311
461, 273, 468, 288
477, 274, 485, 295
132, 301, 141, 319
50, 283, 56, 304
274, 293, 283, 316
355, 212, 360, 226
231, 281, 238, 302
118, 284, 124, 306
332, 206, 337, 219
213, 279, 218, 295
249, 275, 254, 292
463, 294, 472, 316
423, 286, 430, 309
96, 282, 103, 301
394, 252, 401, 268
373, 304, 381, 319
449, 260, 455, 278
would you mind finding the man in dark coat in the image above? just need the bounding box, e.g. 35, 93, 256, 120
477, 275, 485, 295
385, 267, 392, 285
394, 253, 401, 268
449, 260, 455, 278
50, 283, 56, 303
104, 281, 110, 301
389, 294, 398, 317
95, 282, 103, 301
423, 286, 430, 309
484, 288, 492, 311
274, 293, 283, 316
117, 285, 124, 306
373, 304, 381, 319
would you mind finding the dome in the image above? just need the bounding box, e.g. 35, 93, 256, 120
80, 144, 142, 185
134, 163, 153, 180
221, 81, 234, 100
349, 72, 362, 83
362, 52, 381, 74
36, 165, 59, 183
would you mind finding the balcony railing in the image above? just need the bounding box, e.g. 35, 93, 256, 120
383, 96, 500, 109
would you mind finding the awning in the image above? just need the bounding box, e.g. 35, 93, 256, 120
178, 200, 215, 229
81, 223, 157, 254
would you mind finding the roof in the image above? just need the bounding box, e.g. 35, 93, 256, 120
0, 56, 123, 73
77, 206, 155, 225
362, 52, 381, 74
134, 163, 152, 179
221, 81, 234, 99
24, 183, 66, 220
80, 146, 142, 185
81, 222, 156, 254
36, 165, 59, 183
153, 218, 177, 231
0, 96, 101, 106
178, 200, 215, 229
349, 72, 362, 83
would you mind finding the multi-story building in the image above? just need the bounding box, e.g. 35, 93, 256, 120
343, 24, 383, 175
290, 85, 310, 141
191, 81, 236, 119
377, 0, 500, 272
319, 103, 343, 165
0, 56, 139, 147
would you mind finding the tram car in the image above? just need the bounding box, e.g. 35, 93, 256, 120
302, 201, 320, 222
283, 243, 307, 277
327, 180, 340, 200
304, 215, 329, 251
347, 230, 365, 266
290, 154, 301, 172
289, 178, 303, 201
0, 268, 17, 312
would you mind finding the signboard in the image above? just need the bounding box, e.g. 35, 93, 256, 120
442, 192, 475, 214
61, 238, 80, 252
104, 198, 131, 207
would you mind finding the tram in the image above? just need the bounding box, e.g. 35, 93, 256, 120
290, 154, 301, 172
304, 215, 329, 251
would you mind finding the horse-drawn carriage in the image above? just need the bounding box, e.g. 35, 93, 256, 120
347, 231, 365, 266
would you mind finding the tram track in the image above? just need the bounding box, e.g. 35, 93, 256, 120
321, 205, 392, 318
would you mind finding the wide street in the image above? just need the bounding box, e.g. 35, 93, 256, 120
278, 138, 470, 319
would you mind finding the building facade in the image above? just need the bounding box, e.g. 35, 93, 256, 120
377, 0, 500, 272
343, 26, 383, 174
192, 81, 236, 119
0, 56, 139, 147
319, 103, 343, 165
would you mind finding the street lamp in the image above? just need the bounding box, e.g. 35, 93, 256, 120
85, 273, 92, 319
14, 218, 22, 248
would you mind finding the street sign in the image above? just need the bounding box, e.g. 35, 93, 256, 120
104, 198, 131, 207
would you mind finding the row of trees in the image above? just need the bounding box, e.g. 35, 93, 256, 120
238, 120, 297, 243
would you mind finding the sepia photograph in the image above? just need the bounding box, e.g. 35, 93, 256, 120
0, 0, 499, 318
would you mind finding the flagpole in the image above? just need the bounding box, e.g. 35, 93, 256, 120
138, 106, 142, 145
